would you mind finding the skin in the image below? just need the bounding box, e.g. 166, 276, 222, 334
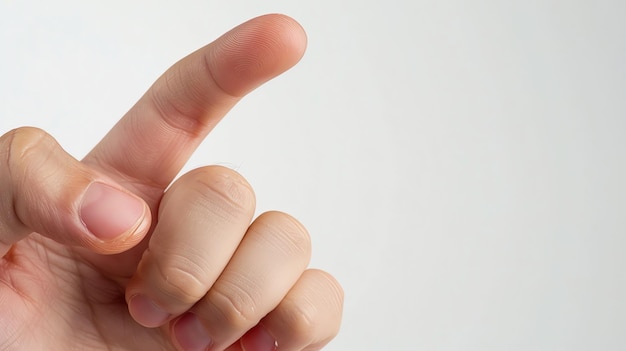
0, 14, 343, 351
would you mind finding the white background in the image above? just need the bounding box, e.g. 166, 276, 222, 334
1, 0, 626, 350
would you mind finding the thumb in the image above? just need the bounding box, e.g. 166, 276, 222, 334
0, 127, 151, 256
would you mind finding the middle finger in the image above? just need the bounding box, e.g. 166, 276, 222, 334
126, 165, 256, 327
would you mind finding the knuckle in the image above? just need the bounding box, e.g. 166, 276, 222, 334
4, 127, 55, 176
285, 270, 344, 343
314, 269, 345, 310
153, 254, 209, 305
2, 127, 59, 210
309, 270, 344, 313
185, 166, 256, 219
208, 278, 259, 330
148, 62, 217, 136
314, 270, 344, 337
255, 211, 312, 259
281, 301, 319, 344
0, 127, 72, 244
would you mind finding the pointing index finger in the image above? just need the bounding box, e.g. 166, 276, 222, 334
83, 14, 307, 206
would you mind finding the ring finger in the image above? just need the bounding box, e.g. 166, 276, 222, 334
238, 269, 344, 351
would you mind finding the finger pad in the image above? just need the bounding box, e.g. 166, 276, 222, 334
210, 14, 307, 96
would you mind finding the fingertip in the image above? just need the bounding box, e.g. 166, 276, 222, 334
240, 324, 278, 351
208, 13, 308, 97
128, 294, 171, 328
259, 13, 308, 54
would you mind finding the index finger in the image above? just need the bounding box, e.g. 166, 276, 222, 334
83, 14, 306, 207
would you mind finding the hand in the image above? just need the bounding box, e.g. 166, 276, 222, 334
0, 14, 343, 351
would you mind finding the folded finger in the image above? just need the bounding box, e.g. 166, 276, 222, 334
125, 166, 256, 327
240, 269, 344, 351
171, 211, 311, 351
